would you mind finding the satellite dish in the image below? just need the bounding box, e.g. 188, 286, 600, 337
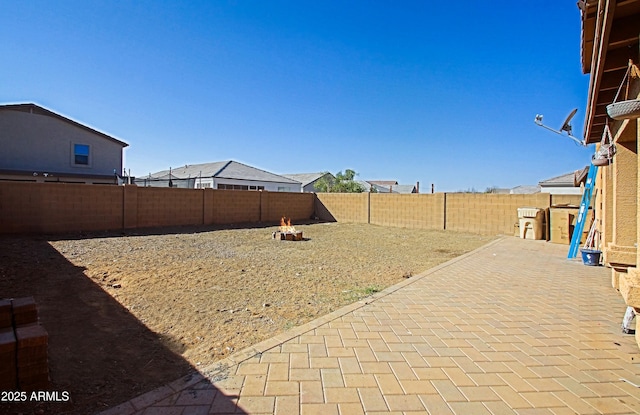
534, 108, 585, 146
560, 108, 578, 134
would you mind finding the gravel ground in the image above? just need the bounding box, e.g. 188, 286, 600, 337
0, 222, 494, 414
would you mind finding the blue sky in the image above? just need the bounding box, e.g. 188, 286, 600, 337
2, 1, 594, 191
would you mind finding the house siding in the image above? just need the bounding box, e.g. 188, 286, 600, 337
0, 109, 124, 179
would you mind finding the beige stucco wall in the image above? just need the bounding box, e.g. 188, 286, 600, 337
603, 119, 638, 271
611, 124, 637, 245
597, 163, 614, 248
638, 118, 640, 268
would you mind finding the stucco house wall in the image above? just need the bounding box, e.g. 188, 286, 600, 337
580, 0, 640, 347
0, 104, 128, 184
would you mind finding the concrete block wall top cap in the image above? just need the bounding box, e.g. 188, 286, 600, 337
15, 324, 48, 344
0, 328, 16, 345
11, 297, 37, 308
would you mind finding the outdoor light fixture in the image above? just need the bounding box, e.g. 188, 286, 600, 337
534, 108, 585, 146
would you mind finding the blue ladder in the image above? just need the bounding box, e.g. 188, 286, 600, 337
567, 164, 599, 259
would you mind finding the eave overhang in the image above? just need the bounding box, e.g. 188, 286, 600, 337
581, 0, 640, 144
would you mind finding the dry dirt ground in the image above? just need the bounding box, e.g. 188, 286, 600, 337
0, 222, 494, 415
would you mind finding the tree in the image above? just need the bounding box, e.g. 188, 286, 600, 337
315, 169, 365, 193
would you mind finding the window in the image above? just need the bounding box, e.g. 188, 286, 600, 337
217, 184, 256, 191
196, 183, 211, 189
73, 144, 90, 166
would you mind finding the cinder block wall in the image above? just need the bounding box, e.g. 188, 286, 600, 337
315, 193, 369, 223
136, 187, 204, 228
370, 193, 445, 229
0, 183, 317, 234
261, 191, 315, 223
314, 192, 556, 236
0, 182, 585, 237
0, 182, 122, 234
445, 193, 551, 235
210, 190, 261, 224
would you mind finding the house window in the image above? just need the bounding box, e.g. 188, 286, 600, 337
217, 184, 254, 191
73, 144, 90, 166
196, 183, 211, 189
249, 185, 264, 191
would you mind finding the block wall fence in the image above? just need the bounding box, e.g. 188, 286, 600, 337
316, 192, 580, 235
0, 182, 582, 235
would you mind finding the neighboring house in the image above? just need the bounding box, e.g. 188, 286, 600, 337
137, 160, 302, 192
368, 180, 397, 192
358, 181, 392, 193
367, 180, 419, 194
538, 166, 588, 195
368, 180, 398, 188
0, 103, 128, 184
509, 185, 541, 195
393, 184, 419, 194
282, 172, 335, 192
580, 0, 640, 332
359, 181, 419, 194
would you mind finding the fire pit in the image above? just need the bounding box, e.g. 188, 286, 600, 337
273, 217, 303, 241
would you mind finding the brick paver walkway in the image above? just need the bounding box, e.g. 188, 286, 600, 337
100, 237, 640, 415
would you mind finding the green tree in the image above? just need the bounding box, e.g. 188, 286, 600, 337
315, 169, 365, 193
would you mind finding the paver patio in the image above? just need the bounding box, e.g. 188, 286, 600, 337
100, 237, 640, 415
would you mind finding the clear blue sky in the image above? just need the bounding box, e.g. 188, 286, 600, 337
2, 1, 595, 192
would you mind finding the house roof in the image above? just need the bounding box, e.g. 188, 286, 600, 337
394, 184, 417, 194
368, 180, 398, 186
282, 172, 331, 187
539, 172, 576, 187
0, 103, 129, 147
358, 181, 417, 193
148, 160, 300, 184
539, 166, 589, 187
357, 181, 391, 193
510, 185, 541, 194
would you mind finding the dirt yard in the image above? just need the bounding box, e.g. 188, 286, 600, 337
0, 222, 494, 414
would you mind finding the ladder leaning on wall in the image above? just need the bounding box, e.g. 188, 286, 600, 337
567, 163, 599, 259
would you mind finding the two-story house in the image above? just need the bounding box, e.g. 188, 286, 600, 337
0, 103, 129, 184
